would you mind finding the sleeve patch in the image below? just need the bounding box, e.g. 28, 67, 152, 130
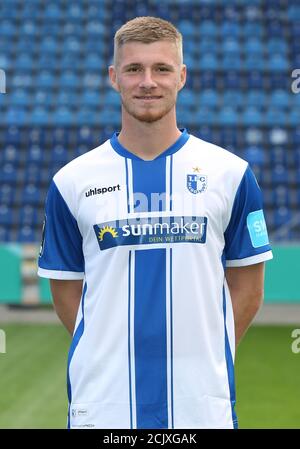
247, 210, 269, 248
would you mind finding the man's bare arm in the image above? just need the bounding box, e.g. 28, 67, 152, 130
225, 262, 265, 348
50, 279, 83, 335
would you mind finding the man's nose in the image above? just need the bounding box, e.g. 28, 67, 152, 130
139, 70, 157, 89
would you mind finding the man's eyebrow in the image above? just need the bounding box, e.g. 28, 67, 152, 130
122, 62, 175, 69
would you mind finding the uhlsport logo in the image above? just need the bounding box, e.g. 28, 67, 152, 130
187, 174, 207, 194
94, 215, 208, 251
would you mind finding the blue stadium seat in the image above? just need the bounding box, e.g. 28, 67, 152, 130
22, 184, 41, 205
245, 90, 267, 108
198, 38, 218, 53
76, 127, 95, 146
178, 89, 196, 108
102, 91, 120, 108
199, 53, 218, 70
243, 22, 264, 37
56, 91, 78, 107
0, 20, 16, 37
199, 89, 219, 108
39, 36, 58, 53
199, 21, 217, 37
244, 146, 265, 166
269, 89, 291, 109
61, 37, 82, 53
244, 38, 264, 54
218, 106, 239, 126
178, 21, 197, 38
81, 90, 101, 107
246, 71, 264, 89
224, 71, 241, 89
193, 107, 216, 126
5, 107, 28, 126
33, 90, 53, 107
16, 226, 38, 243
5, 127, 21, 145
241, 107, 263, 126
272, 185, 290, 208
0, 184, 14, 206
85, 53, 104, 70
271, 164, 289, 184
222, 38, 241, 54
268, 54, 289, 71
53, 107, 76, 126
27, 145, 43, 163
270, 147, 288, 166
0, 226, 9, 242
267, 38, 288, 54
77, 108, 99, 126
14, 54, 34, 70
273, 207, 292, 228
0, 205, 13, 226
99, 108, 121, 127
44, 4, 62, 21
30, 107, 51, 126
51, 145, 69, 164
19, 206, 38, 227
222, 54, 242, 70
83, 73, 103, 89
289, 108, 300, 127
60, 71, 80, 89
36, 71, 55, 88
265, 107, 288, 127
220, 21, 241, 38
244, 54, 265, 71
24, 164, 43, 184
222, 90, 244, 107
37, 54, 57, 70
2, 145, 18, 164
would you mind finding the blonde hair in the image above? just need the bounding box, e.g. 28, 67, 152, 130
113, 16, 183, 65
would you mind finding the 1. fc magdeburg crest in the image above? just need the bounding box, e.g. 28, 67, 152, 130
187, 174, 207, 194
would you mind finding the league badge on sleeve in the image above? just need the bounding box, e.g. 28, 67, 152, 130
187, 173, 207, 194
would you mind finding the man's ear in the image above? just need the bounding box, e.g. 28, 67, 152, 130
178, 64, 187, 92
108, 66, 120, 92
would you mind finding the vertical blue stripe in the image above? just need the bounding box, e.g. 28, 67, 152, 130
132, 158, 166, 212
125, 158, 130, 214
66, 282, 87, 428
128, 251, 133, 429
134, 249, 168, 429
131, 157, 168, 429
170, 155, 173, 212
170, 248, 174, 428
222, 287, 238, 429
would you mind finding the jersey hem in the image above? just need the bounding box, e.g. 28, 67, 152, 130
226, 250, 273, 267
37, 267, 85, 280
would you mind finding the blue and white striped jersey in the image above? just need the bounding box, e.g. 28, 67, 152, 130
38, 129, 272, 429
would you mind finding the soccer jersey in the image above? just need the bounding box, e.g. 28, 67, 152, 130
38, 129, 272, 429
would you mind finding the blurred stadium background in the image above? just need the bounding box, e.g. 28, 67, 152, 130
0, 0, 300, 428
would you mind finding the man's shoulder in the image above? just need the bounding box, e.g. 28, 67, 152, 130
188, 134, 247, 167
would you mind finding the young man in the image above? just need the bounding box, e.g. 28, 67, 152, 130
38, 17, 273, 429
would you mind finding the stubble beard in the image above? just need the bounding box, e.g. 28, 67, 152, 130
121, 97, 176, 124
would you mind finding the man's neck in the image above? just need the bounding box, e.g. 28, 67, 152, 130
117, 112, 182, 161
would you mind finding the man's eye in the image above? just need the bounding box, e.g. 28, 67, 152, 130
127, 67, 139, 72
158, 67, 170, 72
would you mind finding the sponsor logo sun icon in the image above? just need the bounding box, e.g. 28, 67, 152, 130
98, 226, 118, 241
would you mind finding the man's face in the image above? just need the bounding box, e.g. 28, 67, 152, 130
109, 40, 186, 123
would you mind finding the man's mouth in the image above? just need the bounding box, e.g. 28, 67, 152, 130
135, 96, 162, 100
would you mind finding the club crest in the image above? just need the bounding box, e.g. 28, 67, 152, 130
187, 174, 207, 194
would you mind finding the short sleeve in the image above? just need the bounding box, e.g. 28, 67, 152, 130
38, 180, 85, 279
224, 165, 273, 267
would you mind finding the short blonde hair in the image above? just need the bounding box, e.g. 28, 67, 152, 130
113, 16, 183, 65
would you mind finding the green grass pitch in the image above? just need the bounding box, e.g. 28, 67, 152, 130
0, 323, 299, 428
